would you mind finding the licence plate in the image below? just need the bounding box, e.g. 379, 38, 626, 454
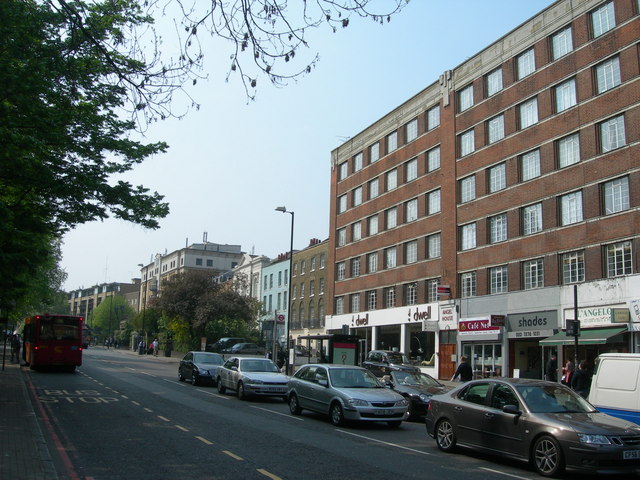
373, 409, 393, 416
624, 450, 640, 460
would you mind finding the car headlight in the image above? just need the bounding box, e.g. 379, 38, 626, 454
347, 398, 369, 407
577, 434, 611, 445
419, 393, 431, 403
197, 368, 208, 375
246, 379, 264, 385
395, 399, 409, 407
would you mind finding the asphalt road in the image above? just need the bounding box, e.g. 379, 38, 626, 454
24, 348, 583, 480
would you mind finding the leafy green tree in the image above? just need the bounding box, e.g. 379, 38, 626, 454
89, 295, 135, 341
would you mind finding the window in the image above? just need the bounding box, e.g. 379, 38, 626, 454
335, 297, 344, 315
370, 143, 380, 163
337, 262, 345, 281
367, 290, 377, 310
427, 189, 441, 215
600, 115, 626, 152
519, 97, 538, 129
385, 247, 397, 269
387, 132, 398, 153
461, 223, 476, 250
592, 1, 615, 38
558, 133, 580, 168
426, 278, 440, 302
486, 68, 503, 96
404, 283, 417, 306
461, 272, 476, 298
521, 149, 541, 181
352, 186, 362, 207
606, 241, 632, 277
339, 162, 348, 180
595, 56, 621, 94
196, 258, 203, 266
523, 203, 543, 235
300, 282, 305, 297
354, 152, 363, 172
427, 105, 440, 130
405, 199, 418, 222
319, 278, 325, 294
405, 158, 418, 182
385, 287, 396, 308
406, 119, 418, 143
405, 240, 418, 264
460, 175, 476, 203
352, 222, 362, 242
551, 26, 573, 60
490, 266, 508, 294
562, 251, 585, 284
555, 78, 577, 112
427, 146, 440, 172
206, 259, 213, 267
350, 294, 360, 313
269, 273, 273, 288
524, 259, 544, 289
351, 257, 361, 277
386, 207, 397, 229
603, 177, 630, 215
489, 163, 506, 193
320, 254, 326, 268
386, 169, 398, 190
489, 214, 508, 243
369, 178, 379, 199
458, 84, 474, 112
301, 260, 306, 274
309, 280, 315, 296
460, 129, 475, 156
368, 215, 378, 236
487, 114, 505, 143
560, 191, 583, 225
517, 48, 536, 79
427, 233, 441, 259
367, 252, 378, 273
310, 256, 316, 271
338, 194, 347, 213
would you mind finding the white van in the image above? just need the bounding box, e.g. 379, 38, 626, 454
588, 353, 640, 425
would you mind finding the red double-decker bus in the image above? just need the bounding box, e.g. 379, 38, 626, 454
23, 314, 84, 371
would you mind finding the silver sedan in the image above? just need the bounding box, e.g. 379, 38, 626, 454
287, 364, 409, 427
216, 357, 288, 400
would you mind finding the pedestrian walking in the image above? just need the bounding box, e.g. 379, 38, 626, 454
451, 355, 473, 382
152, 339, 159, 356
11, 334, 21, 363
545, 353, 558, 382
571, 360, 591, 398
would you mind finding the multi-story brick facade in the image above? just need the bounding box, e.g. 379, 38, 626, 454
327, 0, 639, 380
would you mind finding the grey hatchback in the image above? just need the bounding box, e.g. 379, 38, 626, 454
287, 364, 408, 427
426, 377, 640, 477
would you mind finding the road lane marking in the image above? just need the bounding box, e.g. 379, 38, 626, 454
144, 408, 153, 413
479, 467, 533, 480
175, 425, 189, 432
131, 401, 140, 406
222, 450, 244, 461
195, 436, 214, 445
257, 469, 283, 480
250, 405, 303, 421
141, 372, 156, 377
197, 389, 230, 400
158, 416, 171, 422
120, 395, 129, 399
336, 430, 432, 456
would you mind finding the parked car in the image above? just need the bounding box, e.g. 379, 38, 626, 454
229, 343, 265, 355
362, 350, 419, 377
287, 364, 409, 427
216, 357, 288, 400
382, 368, 450, 419
207, 337, 246, 353
426, 377, 640, 477
178, 351, 224, 386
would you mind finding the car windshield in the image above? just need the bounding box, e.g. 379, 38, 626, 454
240, 359, 279, 373
516, 384, 597, 413
392, 371, 440, 387
387, 353, 410, 364
329, 368, 382, 388
193, 353, 223, 365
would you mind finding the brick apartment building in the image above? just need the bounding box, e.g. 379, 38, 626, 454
326, 0, 639, 380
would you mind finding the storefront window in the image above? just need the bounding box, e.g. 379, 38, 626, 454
463, 343, 503, 378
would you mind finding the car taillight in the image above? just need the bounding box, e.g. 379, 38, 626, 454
427, 401, 433, 411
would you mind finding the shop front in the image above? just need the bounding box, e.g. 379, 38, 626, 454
506, 310, 559, 379
457, 316, 503, 380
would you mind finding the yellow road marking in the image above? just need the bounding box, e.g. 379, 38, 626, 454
195, 436, 214, 445
257, 469, 283, 480
175, 425, 189, 432
157, 416, 170, 422
222, 450, 243, 461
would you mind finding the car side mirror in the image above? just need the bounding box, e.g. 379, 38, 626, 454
231, 366, 238, 372
318, 379, 328, 387
503, 404, 522, 415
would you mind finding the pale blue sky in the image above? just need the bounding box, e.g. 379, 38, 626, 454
61, 0, 556, 290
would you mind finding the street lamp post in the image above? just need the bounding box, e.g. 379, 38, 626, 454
275, 206, 294, 374
137, 263, 147, 354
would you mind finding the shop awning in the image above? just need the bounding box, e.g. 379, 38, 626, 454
539, 327, 627, 346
